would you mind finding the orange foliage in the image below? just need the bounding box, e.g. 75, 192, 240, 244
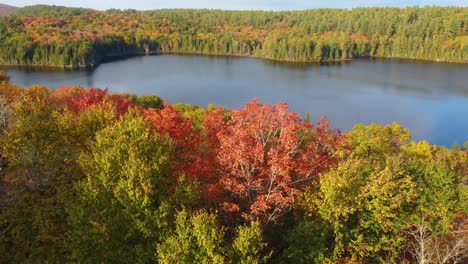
204, 99, 343, 223
144, 104, 217, 186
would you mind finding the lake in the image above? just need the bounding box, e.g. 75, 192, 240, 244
2, 55, 468, 146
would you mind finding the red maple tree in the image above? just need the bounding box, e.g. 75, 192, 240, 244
144, 104, 217, 186
56, 86, 132, 115
206, 99, 342, 223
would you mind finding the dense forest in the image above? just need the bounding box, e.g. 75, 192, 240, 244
0, 71, 466, 263
0, 5, 466, 68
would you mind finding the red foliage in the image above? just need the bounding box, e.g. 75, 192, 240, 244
22, 17, 67, 28
205, 99, 343, 223
55, 86, 132, 115
0, 81, 22, 103
52, 88, 343, 223
203, 108, 229, 150
144, 104, 217, 185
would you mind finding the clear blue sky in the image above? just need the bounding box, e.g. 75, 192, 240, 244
3, 0, 467, 10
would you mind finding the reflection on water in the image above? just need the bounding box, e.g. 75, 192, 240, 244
2, 55, 468, 146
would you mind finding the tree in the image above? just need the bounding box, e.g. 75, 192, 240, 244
0, 86, 83, 262
0, 95, 10, 134
55, 86, 133, 116
156, 210, 226, 264
145, 104, 217, 189
207, 99, 342, 223
305, 123, 418, 263
284, 217, 333, 263
302, 123, 468, 263
1, 7, 466, 67
67, 110, 174, 263
231, 221, 271, 264
0, 71, 10, 83
405, 213, 467, 264
402, 141, 468, 264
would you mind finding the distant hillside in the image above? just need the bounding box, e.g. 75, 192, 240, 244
0, 3, 17, 16
10, 5, 88, 18
0, 6, 466, 67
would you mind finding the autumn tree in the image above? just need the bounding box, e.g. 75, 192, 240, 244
206, 100, 342, 223
0, 71, 9, 83
55, 86, 133, 116
231, 221, 271, 264
145, 104, 217, 191
402, 141, 468, 264
405, 213, 468, 264
67, 111, 174, 263
0, 86, 85, 262
283, 215, 333, 263
0, 82, 466, 263
157, 210, 271, 264
157, 210, 226, 263
301, 123, 418, 263
2, 7, 466, 67
301, 123, 468, 263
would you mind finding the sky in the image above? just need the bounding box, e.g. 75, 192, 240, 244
2, 0, 467, 10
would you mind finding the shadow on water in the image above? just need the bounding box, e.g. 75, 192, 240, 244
261, 58, 350, 69
0, 64, 89, 73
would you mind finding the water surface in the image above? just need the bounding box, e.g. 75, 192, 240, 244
3, 55, 468, 146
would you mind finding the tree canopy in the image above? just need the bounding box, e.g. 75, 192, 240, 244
0, 72, 466, 262
0, 6, 466, 68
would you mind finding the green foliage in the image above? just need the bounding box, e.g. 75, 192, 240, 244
402, 142, 468, 233
299, 123, 468, 263
173, 103, 207, 129
0, 81, 466, 263
136, 94, 164, 109
13, 5, 87, 18
316, 157, 417, 262
231, 221, 271, 264
63, 104, 117, 144
0, 86, 85, 262
1, 6, 466, 67
124, 93, 164, 109
0, 96, 10, 134
3, 86, 62, 179
347, 122, 411, 159
157, 210, 226, 264
284, 218, 333, 263
67, 111, 174, 263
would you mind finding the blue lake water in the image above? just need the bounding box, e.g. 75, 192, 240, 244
2, 55, 468, 146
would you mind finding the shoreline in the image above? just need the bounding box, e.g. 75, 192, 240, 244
0, 52, 466, 70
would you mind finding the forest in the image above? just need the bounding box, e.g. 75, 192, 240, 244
0, 71, 466, 263
0, 5, 466, 68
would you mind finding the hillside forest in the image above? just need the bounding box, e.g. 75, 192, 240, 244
0, 5, 466, 68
